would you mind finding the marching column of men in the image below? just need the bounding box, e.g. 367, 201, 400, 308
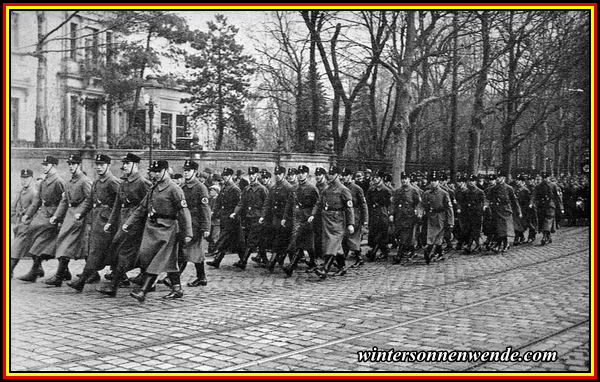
12, 157, 576, 301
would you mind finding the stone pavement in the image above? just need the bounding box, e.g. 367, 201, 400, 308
7, 226, 593, 376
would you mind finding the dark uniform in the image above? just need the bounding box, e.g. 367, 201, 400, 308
67, 154, 120, 292
488, 173, 521, 252
366, 170, 392, 261
460, 175, 485, 253
422, 171, 454, 264
311, 166, 355, 279
530, 172, 564, 245
46, 155, 92, 287
313, 167, 328, 260
97, 153, 152, 297
390, 172, 421, 263
440, 175, 458, 250
206, 168, 242, 268
15, 157, 66, 283
260, 166, 294, 272
512, 175, 531, 245
126, 160, 193, 302
232, 166, 268, 270
10, 169, 38, 278
282, 166, 320, 276
341, 169, 369, 268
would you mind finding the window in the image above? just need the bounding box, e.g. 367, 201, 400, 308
106, 31, 113, 64
10, 98, 19, 141
176, 114, 187, 137
70, 96, 80, 142
91, 28, 99, 63
70, 22, 78, 60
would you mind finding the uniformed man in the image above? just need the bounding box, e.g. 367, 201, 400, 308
530, 171, 564, 245
234, 169, 249, 191
482, 174, 497, 250
250, 169, 273, 266
282, 165, 320, 276
10, 169, 38, 278
207, 184, 221, 254
177, 160, 212, 286
259, 166, 294, 273
97, 153, 152, 297
206, 168, 242, 268
365, 170, 392, 261
259, 169, 273, 191
453, 175, 469, 251
312, 166, 328, 262
309, 166, 355, 279
15, 157, 67, 283
66, 154, 120, 292
45, 154, 92, 287
286, 167, 298, 188
231, 166, 268, 270
172, 173, 184, 187
512, 174, 531, 246
461, 175, 486, 254
390, 171, 421, 264
488, 170, 522, 252
340, 168, 368, 269
422, 171, 454, 264
125, 160, 193, 302
440, 173, 458, 251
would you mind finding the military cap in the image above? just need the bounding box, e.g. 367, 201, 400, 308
95, 154, 111, 164
66, 154, 82, 164
122, 153, 141, 163
212, 173, 223, 182
410, 173, 418, 182
248, 166, 260, 175
468, 174, 478, 182
384, 173, 393, 183
42, 156, 59, 165
222, 167, 234, 176
203, 167, 213, 174
328, 166, 342, 175
21, 169, 33, 178
400, 171, 409, 180
173, 173, 183, 180
373, 170, 386, 178
314, 167, 327, 176
236, 169, 244, 176
260, 169, 271, 178
457, 175, 468, 183
517, 174, 527, 181
365, 169, 372, 174
440, 172, 449, 181
540, 171, 550, 178
341, 167, 354, 177
297, 165, 310, 174
429, 171, 439, 181
274, 166, 286, 175
287, 168, 298, 176
149, 160, 169, 172
497, 169, 508, 177
487, 173, 497, 181
183, 159, 199, 171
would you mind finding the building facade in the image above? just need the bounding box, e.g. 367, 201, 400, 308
9, 10, 196, 149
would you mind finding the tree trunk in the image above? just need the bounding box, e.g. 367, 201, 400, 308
448, 11, 459, 181
35, 11, 48, 147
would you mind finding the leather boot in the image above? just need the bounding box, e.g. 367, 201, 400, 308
424, 245, 433, 265
434, 245, 445, 261
333, 254, 347, 276
10, 258, 20, 279
45, 257, 70, 287
233, 249, 252, 270
17, 255, 44, 282
267, 252, 283, 273
206, 251, 225, 268
85, 271, 101, 284
98, 268, 122, 297
163, 284, 184, 299
315, 255, 334, 279
67, 268, 91, 293
130, 274, 158, 302
350, 251, 364, 268
393, 245, 404, 264
130, 272, 145, 286
283, 250, 303, 276
188, 262, 207, 287
366, 245, 378, 261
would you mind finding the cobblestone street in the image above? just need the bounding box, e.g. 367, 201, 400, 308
8, 226, 592, 376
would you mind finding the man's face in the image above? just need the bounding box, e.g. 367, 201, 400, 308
183, 169, 195, 180
535, 175, 542, 184
96, 163, 109, 175
316, 174, 325, 183
431, 180, 440, 188
286, 174, 296, 183
249, 172, 258, 183
355, 173, 364, 183
401, 178, 410, 186
209, 189, 218, 197
276, 173, 285, 182
41, 163, 52, 174
469, 180, 477, 188
372, 176, 382, 186
122, 161, 134, 174
68, 163, 79, 174
298, 172, 308, 182
20, 177, 33, 188
328, 173, 338, 184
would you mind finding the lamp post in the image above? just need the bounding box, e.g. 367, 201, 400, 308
144, 93, 156, 164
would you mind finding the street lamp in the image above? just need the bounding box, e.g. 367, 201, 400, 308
143, 93, 157, 164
